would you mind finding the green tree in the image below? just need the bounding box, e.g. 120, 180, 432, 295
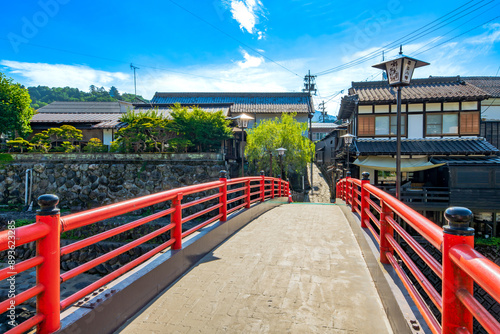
30, 132, 50, 153
6, 137, 30, 153
0, 73, 35, 138
84, 138, 105, 153
109, 86, 121, 99
170, 103, 232, 152
60, 125, 83, 150
245, 113, 315, 177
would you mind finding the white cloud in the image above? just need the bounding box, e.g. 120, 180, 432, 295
0, 60, 129, 92
228, 0, 265, 37
237, 49, 264, 68
0, 57, 306, 101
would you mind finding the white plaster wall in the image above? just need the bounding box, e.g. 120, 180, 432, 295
103, 129, 113, 146
408, 114, 423, 138
481, 98, 500, 121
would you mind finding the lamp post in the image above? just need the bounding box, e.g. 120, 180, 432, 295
276, 147, 286, 179
233, 114, 254, 177
341, 133, 355, 177
372, 47, 429, 200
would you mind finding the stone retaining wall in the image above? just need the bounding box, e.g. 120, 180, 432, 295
0, 153, 226, 210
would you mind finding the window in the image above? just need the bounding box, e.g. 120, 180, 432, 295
358, 115, 406, 136
313, 132, 327, 140
359, 115, 375, 136
460, 112, 479, 135
426, 113, 458, 135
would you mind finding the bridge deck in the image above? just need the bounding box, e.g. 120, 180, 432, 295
118, 204, 392, 333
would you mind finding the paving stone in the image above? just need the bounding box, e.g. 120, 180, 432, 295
119, 205, 392, 333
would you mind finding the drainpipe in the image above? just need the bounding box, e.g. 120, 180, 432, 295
25, 169, 33, 211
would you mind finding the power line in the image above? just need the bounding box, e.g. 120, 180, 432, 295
412, 2, 500, 54
413, 14, 500, 56
0, 37, 247, 85
314, 0, 484, 76
314, 0, 495, 76
166, 0, 301, 78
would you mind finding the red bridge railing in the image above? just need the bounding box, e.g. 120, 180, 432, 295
337, 173, 500, 334
0, 171, 290, 334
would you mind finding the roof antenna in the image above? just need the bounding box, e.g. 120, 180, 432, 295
399, 45, 403, 55
130, 63, 140, 97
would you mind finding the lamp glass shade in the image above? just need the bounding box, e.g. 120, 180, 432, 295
341, 133, 355, 144
238, 118, 249, 128
386, 58, 403, 86
401, 58, 416, 85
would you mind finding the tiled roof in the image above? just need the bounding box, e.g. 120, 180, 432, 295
431, 156, 500, 165
337, 95, 358, 120
311, 123, 341, 129
355, 138, 499, 156
37, 101, 132, 113
151, 92, 313, 114
134, 104, 231, 117
349, 76, 490, 104
462, 76, 500, 98
30, 113, 125, 129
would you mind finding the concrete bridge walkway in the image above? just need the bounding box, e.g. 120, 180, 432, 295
118, 204, 392, 333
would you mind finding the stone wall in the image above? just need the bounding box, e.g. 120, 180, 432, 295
0, 153, 226, 210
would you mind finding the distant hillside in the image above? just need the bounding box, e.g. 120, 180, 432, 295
28, 85, 145, 109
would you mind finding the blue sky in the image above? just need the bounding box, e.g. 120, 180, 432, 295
1, 0, 499, 114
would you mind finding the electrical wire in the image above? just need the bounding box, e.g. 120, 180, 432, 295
314, 0, 496, 76
413, 14, 500, 56
0, 38, 253, 85
313, 0, 485, 76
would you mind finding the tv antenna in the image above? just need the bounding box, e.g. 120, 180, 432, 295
130, 63, 140, 97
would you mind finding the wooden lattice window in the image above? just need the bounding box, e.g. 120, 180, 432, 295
358, 115, 375, 136
460, 112, 479, 135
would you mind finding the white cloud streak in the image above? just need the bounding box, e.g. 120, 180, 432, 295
237, 49, 264, 68
228, 0, 265, 37
0, 60, 129, 91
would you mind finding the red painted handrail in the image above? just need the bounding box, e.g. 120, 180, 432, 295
0, 173, 289, 333
337, 176, 500, 334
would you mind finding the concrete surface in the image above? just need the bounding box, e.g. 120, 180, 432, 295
118, 204, 393, 334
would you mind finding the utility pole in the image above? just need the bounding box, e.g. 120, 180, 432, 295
303, 70, 317, 194
130, 63, 140, 97
319, 100, 326, 123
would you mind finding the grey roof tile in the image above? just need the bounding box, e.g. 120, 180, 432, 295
355, 138, 499, 155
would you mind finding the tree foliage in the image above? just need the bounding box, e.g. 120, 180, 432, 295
6, 137, 30, 153
245, 113, 314, 177
28, 125, 83, 153
115, 115, 177, 153
170, 104, 232, 152
0, 73, 35, 138
27, 85, 145, 109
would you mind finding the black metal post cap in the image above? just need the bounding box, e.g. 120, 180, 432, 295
219, 170, 227, 179
260, 170, 265, 176
37, 194, 60, 216
346, 171, 351, 177
444, 207, 474, 236
277, 175, 281, 179
362, 172, 370, 180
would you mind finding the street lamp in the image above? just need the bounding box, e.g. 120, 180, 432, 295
233, 114, 254, 177
276, 147, 286, 179
341, 133, 355, 177
372, 47, 429, 200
